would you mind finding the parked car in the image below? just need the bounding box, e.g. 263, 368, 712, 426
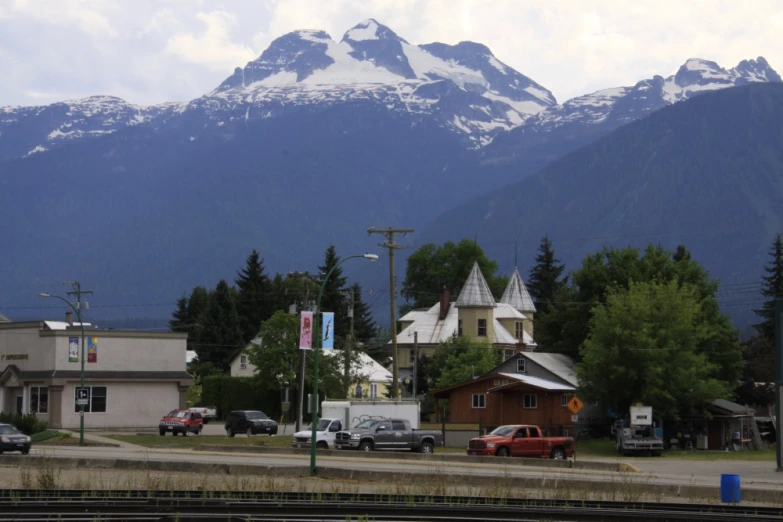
334, 418, 442, 453
159, 409, 203, 436
188, 406, 217, 424
225, 410, 278, 437
293, 417, 344, 449
0, 424, 31, 454
467, 425, 575, 459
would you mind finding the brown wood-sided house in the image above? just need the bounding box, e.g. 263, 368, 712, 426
432, 351, 601, 436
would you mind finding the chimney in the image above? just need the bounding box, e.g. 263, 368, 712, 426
439, 285, 450, 320
65, 311, 73, 326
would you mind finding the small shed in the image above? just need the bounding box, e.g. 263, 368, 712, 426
706, 399, 756, 450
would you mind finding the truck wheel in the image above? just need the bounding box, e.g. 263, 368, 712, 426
159, 429, 165, 436
652, 450, 662, 457
317, 441, 329, 450
246, 427, 253, 437
419, 442, 434, 454
226, 427, 235, 438
182, 429, 188, 437
359, 441, 373, 452
496, 447, 510, 457
550, 447, 566, 460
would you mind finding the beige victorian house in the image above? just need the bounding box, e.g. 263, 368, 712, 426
394, 261, 537, 383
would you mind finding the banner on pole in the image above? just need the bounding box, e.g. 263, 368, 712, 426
87, 337, 98, 363
68, 337, 79, 362
322, 312, 334, 349
299, 312, 313, 350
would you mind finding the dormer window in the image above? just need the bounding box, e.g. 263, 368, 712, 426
458, 319, 463, 336
515, 321, 524, 339
477, 319, 487, 337
240, 355, 247, 369
516, 357, 526, 373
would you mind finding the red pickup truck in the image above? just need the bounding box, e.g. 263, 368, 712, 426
467, 425, 574, 459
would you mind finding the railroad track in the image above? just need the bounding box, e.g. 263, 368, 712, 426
0, 490, 780, 521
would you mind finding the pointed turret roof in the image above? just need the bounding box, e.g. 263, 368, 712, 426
0, 312, 10, 323
500, 267, 536, 313
455, 261, 497, 308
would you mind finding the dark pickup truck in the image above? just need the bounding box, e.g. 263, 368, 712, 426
334, 418, 442, 453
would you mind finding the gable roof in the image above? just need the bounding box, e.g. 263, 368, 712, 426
521, 352, 578, 387
395, 301, 533, 346
0, 313, 10, 323
494, 372, 575, 391
500, 267, 536, 313
455, 261, 497, 308
323, 351, 393, 382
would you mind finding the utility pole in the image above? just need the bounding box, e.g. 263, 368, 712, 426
64, 281, 93, 313
368, 226, 414, 398
288, 271, 321, 432
412, 330, 418, 398
775, 297, 783, 471
341, 289, 355, 399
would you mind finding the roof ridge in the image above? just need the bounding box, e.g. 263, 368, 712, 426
499, 266, 536, 313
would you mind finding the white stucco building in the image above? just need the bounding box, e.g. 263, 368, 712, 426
0, 316, 192, 430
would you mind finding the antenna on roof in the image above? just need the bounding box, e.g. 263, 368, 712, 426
514, 241, 518, 268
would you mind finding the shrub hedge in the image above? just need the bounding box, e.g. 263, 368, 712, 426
0, 412, 48, 435
200, 376, 281, 421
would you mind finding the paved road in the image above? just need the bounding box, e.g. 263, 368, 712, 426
29, 444, 783, 492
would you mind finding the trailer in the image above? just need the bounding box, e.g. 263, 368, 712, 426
322, 399, 420, 429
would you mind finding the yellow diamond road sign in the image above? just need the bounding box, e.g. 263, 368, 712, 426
567, 396, 584, 414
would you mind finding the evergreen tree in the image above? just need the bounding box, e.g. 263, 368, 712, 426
185, 286, 211, 353
196, 279, 244, 373
169, 295, 189, 332
348, 283, 376, 343
754, 234, 783, 344
527, 235, 566, 315
318, 245, 349, 339
235, 250, 270, 344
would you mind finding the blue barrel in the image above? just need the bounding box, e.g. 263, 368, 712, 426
720, 474, 741, 503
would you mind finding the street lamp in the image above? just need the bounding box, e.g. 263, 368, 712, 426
310, 253, 378, 475
39, 292, 86, 447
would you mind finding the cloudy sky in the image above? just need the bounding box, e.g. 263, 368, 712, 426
1, 0, 781, 107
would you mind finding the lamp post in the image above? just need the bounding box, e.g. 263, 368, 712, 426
310, 253, 378, 476
39, 292, 86, 446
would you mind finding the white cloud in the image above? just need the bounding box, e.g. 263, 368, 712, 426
0, 0, 781, 106
165, 11, 257, 71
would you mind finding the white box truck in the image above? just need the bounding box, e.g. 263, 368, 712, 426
322, 399, 420, 429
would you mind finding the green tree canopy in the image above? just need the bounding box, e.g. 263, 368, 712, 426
577, 280, 732, 419
536, 244, 743, 386
527, 235, 566, 315
402, 240, 508, 309
754, 234, 783, 344
235, 249, 270, 344
430, 335, 499, 390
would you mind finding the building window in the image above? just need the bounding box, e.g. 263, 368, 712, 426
523, 394, 537, 409
240, 355, 247, 369
503, 379, 509, 385
472, 394, 486, 409
30, 387, 48, 414
458, 320, 463, 336
517, 357, 526, 373
493, 379, 500, 386
74, 386, 107, 413
561, 394, 573, 407
477, 319, 487, 337
515, 321, 524, 339
409, 350, 415, 364
370, 383, 378, 398
504, 349, 514, 360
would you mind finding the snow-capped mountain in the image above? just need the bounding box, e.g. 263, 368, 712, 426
529, 57, 781, 131
0, 96, 183, 160
205, 19, 555, 145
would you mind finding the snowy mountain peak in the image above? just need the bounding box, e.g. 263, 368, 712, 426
530, 56, 780, 131
206, 19, 556, 145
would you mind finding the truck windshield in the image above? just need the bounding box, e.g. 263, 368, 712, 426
355, 419, 381, 429
245, 411, 268, 420
307, 419, 332, 431
489, 426, 516, 437
166, 411, 188, 418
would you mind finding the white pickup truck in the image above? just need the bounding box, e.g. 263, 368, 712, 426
188, 406, 217, 424
292, 418, 345, 449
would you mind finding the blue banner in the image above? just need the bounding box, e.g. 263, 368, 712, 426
322, 312, 334, 349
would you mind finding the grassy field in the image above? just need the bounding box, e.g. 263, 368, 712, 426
576, 438, 776, 461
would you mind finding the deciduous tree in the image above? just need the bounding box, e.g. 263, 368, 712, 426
430, 335, 499, 390
577, 280, 731, 419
